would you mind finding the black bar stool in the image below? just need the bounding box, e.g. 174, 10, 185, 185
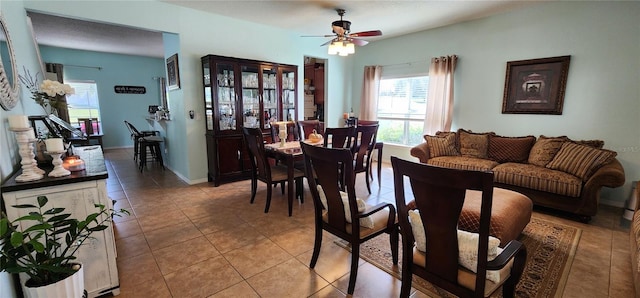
137, 135, 164, 172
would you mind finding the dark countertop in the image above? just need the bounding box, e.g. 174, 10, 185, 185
1, 145, 108, 193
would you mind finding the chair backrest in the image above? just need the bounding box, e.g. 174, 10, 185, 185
124, 120, 140, 137
243, 127, 271, 181
323, 127, 355, 149
297, 120, 322, 140
391, 156, 495, 295
270, 122, 299, 143
356, 120, 379, 127
301, 142, 359, 235
352, 124, 378, 171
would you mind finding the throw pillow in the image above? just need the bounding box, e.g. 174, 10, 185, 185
408, 210, 502, 283
527, 135, 569, 167
546, 142, 617, 181
317, 185, 374, 228
424, 133, 459, 158
458, 129, 491, 158
488, 135, 536, 163
571, 139, 605, 149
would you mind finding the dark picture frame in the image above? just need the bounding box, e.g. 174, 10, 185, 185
166, 53, 180, 90
502, 56, 571, 114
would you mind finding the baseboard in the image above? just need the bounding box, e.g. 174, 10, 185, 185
600, 198, 625, 208
162, 164, 208, 185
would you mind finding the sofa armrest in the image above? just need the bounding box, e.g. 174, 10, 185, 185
579, 158, 625, 215
410, 142, 430, 163
584, 158, 625, 190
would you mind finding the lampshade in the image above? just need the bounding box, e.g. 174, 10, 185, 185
328, 41, 340, 55
328, 40, 356, 56
344, 42, 355, 54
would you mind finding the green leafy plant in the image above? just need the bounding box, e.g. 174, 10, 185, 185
0, 196, 128, 287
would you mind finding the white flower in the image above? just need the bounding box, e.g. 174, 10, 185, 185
40, 80, 75, 97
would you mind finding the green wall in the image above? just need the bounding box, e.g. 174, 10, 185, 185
352, 1, 640, 206
39, 45, 166, 148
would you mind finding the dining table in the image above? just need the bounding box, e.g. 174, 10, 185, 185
263, 141, 318, 216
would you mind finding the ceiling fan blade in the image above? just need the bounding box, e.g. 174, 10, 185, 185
349, 30, 382, 37
349, 38, 369, 46
320, 39, 335, 46
301, 34, 336, 38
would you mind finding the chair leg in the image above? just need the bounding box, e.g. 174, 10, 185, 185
364, 167, 372, 194
390, 225, 399, 265
400, 253, 413, 298
309, 224, 323, 268
250, 177, 257, 204
503, 246, 527, 298
264, 184, 273, 213
296, 177, 304, 203
347, 243, 360, 295
280, 182, 285, 195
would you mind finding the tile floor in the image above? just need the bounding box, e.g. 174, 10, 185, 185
104, 148, 634, 297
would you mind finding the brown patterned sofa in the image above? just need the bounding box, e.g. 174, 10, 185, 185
630, 182, 640, 295
410, 129, 625, 222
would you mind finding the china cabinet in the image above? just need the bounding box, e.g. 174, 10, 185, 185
202, 55, 298, 186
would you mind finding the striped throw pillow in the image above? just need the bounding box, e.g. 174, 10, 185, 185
546, 142, 616, 181
425, 133, 460, 158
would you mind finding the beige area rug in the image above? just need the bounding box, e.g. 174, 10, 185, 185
336, 216, 581, 297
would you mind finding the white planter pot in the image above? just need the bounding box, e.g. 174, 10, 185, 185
22, 264, 84, 298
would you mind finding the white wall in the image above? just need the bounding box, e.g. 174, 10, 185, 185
352, 1, 640, 206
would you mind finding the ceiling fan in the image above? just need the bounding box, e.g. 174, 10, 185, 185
304, 9, 383, 56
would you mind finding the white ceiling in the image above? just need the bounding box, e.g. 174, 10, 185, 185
28, 1, 546, 58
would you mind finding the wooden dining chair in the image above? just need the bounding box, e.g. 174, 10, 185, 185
351, 124, 378, 194
297, 119, 322, 140
323, 126, 355, 149
356, 120, 383, 184
301, 142, 398, 295
243, 127, 304, 213
391, 156, 527, 298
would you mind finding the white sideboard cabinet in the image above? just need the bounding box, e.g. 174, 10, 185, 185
1, 146, 119, 297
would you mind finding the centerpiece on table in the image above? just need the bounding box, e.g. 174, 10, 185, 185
0, 196, 128, 297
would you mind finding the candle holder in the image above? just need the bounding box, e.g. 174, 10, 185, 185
10, 127, 44, 182
45, 151, 71, 177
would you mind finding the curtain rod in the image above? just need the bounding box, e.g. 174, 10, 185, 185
64, 64, 102, 71
379, 60, 426, 68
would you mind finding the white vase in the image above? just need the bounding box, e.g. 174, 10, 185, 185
22, 264, 84, 298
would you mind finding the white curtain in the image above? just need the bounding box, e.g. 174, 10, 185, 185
424, 55, 457, 134
360, 65, 382, 121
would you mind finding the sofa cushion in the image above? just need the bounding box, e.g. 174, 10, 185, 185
488, 135, 536, 163
528, 136, 569, 167
458, 129, 492, 159
425, 133, 459, 158
572, 139, 604, 149
493, 162, 582, 197
428, 156, 499, 172
546, 142, 617, 181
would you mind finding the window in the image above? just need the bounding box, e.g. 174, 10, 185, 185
376, 76, 428, 146
66, 81, 102, 134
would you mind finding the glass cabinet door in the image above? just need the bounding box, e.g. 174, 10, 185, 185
262, 66, 278, 129
281, 67, 297, 122
203, 61, 214, 131
215, 62, 237, 132
240, 64, 260, 129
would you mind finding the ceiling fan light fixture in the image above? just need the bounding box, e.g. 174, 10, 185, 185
344, 42, 355, 54
328, 41, 340, 55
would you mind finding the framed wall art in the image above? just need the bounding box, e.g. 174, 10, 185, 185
502, 56, 571, 115
166, 53, 180, 90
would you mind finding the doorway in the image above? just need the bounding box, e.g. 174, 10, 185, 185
303, 56, 326, 122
